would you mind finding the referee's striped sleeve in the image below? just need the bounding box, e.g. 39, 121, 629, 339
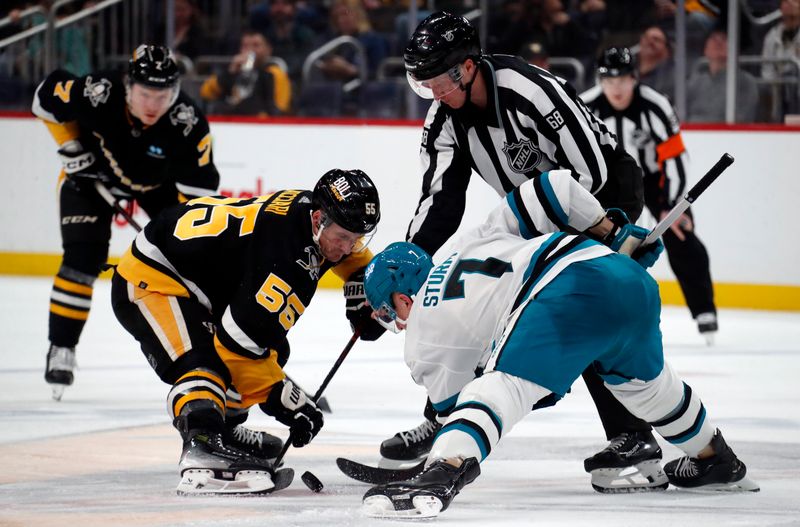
406, 104, 472, 256
641, 86, 689, 206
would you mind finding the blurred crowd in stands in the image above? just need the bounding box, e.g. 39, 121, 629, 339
1, 0, 799, 122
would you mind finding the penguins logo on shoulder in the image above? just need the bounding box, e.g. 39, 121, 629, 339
83, 76, 112, 107
169, 103, 199, 136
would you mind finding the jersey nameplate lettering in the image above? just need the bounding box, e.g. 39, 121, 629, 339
265, 190, 301, 216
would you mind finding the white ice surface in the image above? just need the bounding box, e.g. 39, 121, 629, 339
1, 276, 799, 526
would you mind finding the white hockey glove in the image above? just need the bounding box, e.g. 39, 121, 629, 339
57, 139, 109, 184
260, 380, 324, 447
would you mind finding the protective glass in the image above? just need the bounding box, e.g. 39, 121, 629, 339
372, 302, 403, 334
406, 64, 464, 100
319, 212, 376, 253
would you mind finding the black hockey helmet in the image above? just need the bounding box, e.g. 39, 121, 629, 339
128, 44, 180, 89
312, 169, 380, 235
597, 47, 636, 78
404, 11, 481, 81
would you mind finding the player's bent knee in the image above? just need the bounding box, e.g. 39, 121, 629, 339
430, 372, 550, 462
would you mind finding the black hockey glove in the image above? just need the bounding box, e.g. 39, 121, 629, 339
260, 379, 323, 448
344, 267, 386, 341
57, 139, 110, 185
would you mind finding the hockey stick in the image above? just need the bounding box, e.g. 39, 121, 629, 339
643, 153, 734, 245
336, 457, 426, 485
94, 181, 143, 232
273, 330, 361, 467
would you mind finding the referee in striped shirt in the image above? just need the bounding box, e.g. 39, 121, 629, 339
580, 47, 718, 342
378, 12, 669, 494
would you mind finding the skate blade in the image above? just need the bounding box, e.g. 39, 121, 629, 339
590, 460, 669, 493
50, 384, 66, 401
177, 468, 277, 496
362, 494, 442, 519
703, 332, 716, 346
676, 475, 760, 493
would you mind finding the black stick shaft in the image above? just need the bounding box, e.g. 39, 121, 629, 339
273, 330, 361, 466
644, 153, 734, 245
94, 181, 143, 232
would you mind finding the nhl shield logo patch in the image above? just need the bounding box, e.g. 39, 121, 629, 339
502, 139, 541, 174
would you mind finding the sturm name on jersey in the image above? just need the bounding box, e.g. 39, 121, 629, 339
422, 253, 456, 307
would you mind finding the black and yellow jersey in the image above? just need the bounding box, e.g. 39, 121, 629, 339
116, 190, 371, 406
32, 69, 219, 199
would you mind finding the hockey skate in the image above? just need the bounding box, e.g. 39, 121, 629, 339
584, 431, 669, 493
45, 344, 76, 401
664, 429, 759, 492
696, 312, 718, 346
379, 417, 441, 467
362, 457, 480, 519
176, 430, 293, 496
225, 425, 283, 461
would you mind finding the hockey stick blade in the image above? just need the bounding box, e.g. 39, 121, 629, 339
336, 457, 425, 484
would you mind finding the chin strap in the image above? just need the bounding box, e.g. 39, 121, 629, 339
460, 56, 482, 105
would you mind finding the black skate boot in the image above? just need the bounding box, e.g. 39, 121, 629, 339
177, 429, 293, 495
696, 312, 718, 345
380, 418, 442, 462
664, 429, 759, 492
584, 430, 668, 493
224, 425, 283, 461
45, 344, 76, 401
362, 457, 481, 518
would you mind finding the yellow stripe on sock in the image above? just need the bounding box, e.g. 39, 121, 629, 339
49, 302, 89, 320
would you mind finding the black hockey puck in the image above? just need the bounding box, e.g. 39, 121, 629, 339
301, 470, 324, 493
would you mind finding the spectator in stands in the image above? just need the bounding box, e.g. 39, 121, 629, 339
25, 2, 92, 76
520, 40, 551, 70
638, 25, 675, 100
200, 30, 291, 116
762, 0, 800, 116
249, 0, 317, 82
316, 0, 389, 81
491, 0, 595, 62
686, 28, 759, 122
171, 0, 210, 62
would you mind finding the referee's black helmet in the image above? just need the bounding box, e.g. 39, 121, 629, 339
404, 11, 481, 81
597, 47, 636, 78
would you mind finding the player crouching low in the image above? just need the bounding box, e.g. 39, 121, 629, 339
111, 169, 383, 495
359, 175, 757, 517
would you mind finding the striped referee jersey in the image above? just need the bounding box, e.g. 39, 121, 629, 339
407, 54, 619, 255
580, 83, 689, 211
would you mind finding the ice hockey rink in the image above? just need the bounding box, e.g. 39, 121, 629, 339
1, 275, 798, 527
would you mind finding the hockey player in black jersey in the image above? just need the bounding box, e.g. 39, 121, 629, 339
581, 46, 718, 343
32, 44, 220, 400
111, 169, 383, 494
378, 12, 662, 494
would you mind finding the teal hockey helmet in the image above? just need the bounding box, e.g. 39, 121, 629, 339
364, 242, 433, 330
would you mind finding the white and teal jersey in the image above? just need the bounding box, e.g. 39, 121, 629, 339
403, 170, 614, 411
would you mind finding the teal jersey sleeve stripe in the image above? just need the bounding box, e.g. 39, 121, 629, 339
432, 393, 459, 414
540, 172, 569, 226
505, 192, 532, 239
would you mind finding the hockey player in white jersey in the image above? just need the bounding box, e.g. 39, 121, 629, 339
360, 171, 757, 518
